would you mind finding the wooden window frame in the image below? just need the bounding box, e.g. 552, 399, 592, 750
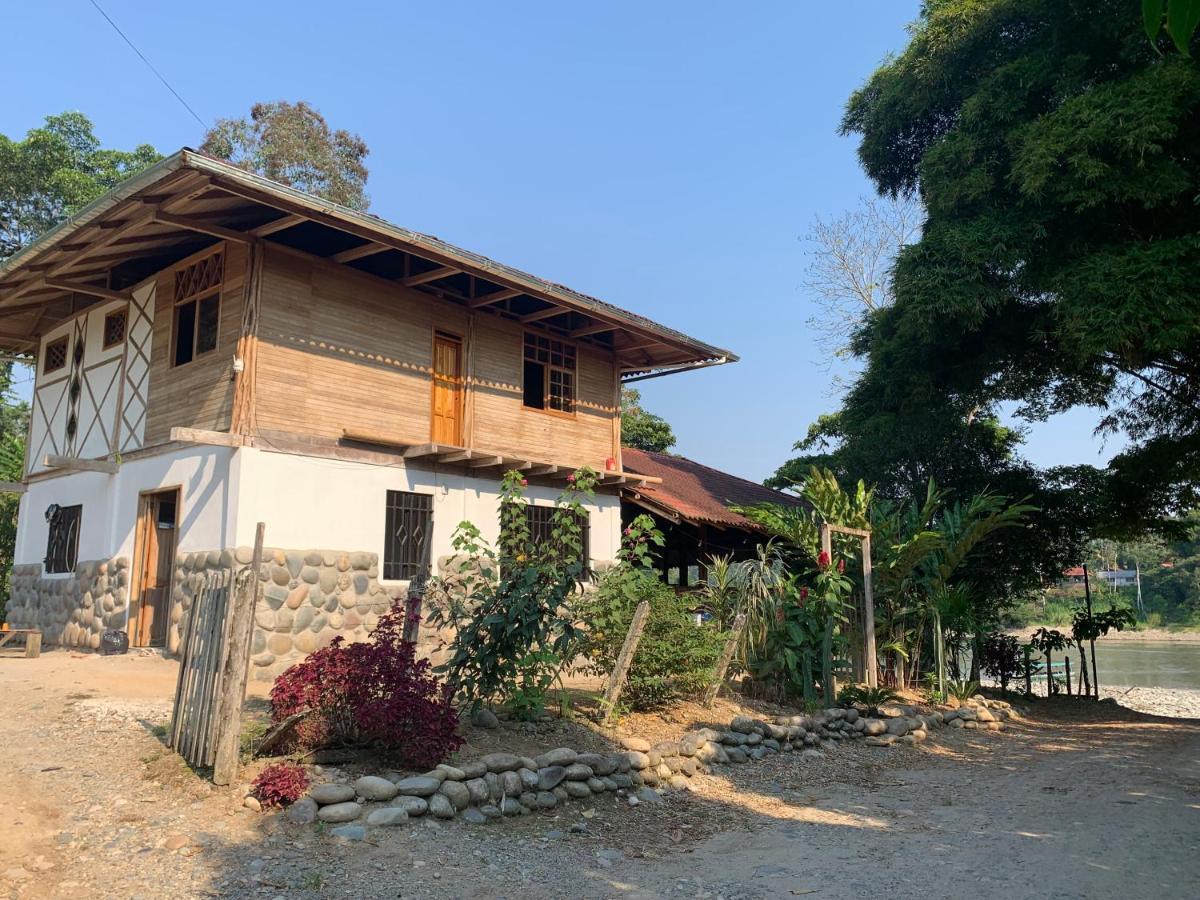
171, 248, 224, 368
44, 503, 82, 575
102, 308, 128, 350
522, 332, 577, 418
42, 336, 68, 375
383, 490, 434, 581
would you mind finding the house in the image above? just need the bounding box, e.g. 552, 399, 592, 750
0, 149, 735, 678
1098, 569, 1137, 588
619, 448, 805, 590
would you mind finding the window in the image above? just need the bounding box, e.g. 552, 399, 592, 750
44, 504, 82, 574
524, 505, 590, 572
523, 332, 576, 413
172, 250, 223, 366
383, 490, 433, 580
103, 308, 127, 349
43, 337, 68, 375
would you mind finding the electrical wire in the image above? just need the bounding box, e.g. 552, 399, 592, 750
86, 0, 208, 130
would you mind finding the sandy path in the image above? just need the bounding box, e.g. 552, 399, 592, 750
2, 649, 1198, 899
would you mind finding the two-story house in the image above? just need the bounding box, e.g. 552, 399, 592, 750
0, 150, 735, 678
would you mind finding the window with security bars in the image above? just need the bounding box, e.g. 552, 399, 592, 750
172, 250, 224, 367
524, 505, 590, 572
43, 336, 68, 375
45, 504, 82, 574
523, 332, 576, 413
103, 308, 127, 349
384, 490, 433, 580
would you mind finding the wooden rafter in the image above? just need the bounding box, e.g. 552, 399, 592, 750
153, 211, 253, 244
469, 287, 523, 308
401, 265, 458, 287
251, 214, 306, 236
331, 242, 390, 264
521, 305, 568, 324
44, 279, 133, 303
43, 454, 119, 474
570, 321, 617, 338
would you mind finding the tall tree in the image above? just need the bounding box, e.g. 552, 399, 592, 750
0, 363, 28, 622
0, 112, 161, 258
620, 387, 677, 453
201, 101, 370, 210
836, 0, 1200, 528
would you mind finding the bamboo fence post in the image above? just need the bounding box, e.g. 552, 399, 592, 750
704, 613, 746, 707
1023, 645, 1033, 697
819, 524, 836, 704
1084, 564, 1099, 699
212, 523, 265, 786
601, 600, 650, 724
1064, 655, 1072, 696
861, 535, 878, 688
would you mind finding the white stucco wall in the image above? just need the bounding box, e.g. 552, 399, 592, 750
15, 445, 239, 568
233, 446, 621, 585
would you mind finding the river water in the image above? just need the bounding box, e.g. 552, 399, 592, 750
1089, 640, 1200, 690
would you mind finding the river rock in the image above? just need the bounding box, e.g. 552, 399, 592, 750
309, 783, 356, 805
354, 776, 398, 801
471, 708, 500, 729
619, 736, 651, 752
317, 801, 362, 823
519, 767, 540, 790
563, 781, 592, 799
286, 797, 318, 825
394, 776, 441, 797
466, 778, 490, 804
428, 794, 455, 819
390, 796, 428, 816
480, 753, 522, 773
366, 807, 409, 826
577, 753, 618, 776
502, 770, 523, 797
538, 766, 567, 790
331, 824, 366, 841
537, 748, 578, 767
862, 719, 887, 736
563, 764, 593, 781
462, 807, 488, 825
439, 780, 471, 810
535, 790, 558, 809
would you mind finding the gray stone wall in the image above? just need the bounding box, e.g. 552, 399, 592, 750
173, 548, 401, 682
6, 558, 130, 649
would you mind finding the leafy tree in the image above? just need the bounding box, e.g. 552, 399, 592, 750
0, 363, 28, 622
201, 101, 370, 210
835, 0, 1200, 528
620, 387, 676, 453
0, 111, 161, 258
1144, 0, 1200, 55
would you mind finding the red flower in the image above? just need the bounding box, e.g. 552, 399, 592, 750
837, 558, 846, 574
817, 550, 831, 568
566, 474, 576, 483
520, 478, 528, 487
799, 586, 809, 603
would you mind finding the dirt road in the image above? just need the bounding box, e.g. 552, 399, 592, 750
2, 649, 1197, 899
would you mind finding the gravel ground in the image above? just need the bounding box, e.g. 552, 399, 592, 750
3, 651, 1199, 899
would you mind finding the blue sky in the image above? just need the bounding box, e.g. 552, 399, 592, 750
2, 1, 1123, 482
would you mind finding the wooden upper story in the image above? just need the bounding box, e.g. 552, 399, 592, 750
0, 151, 735, 481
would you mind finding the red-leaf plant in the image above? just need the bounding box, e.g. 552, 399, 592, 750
252, 761, 310, 808
270, 600, 462, 769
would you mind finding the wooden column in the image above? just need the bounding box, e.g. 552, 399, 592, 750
704, 613, 746, 707
230, 241, 263, 437
212, 523, 265, 786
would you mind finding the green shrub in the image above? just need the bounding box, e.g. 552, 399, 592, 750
578, 516, 725, 711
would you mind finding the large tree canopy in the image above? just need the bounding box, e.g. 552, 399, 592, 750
620, 388, 677, 453
788, 0, 1199, 536
201, 101, 370, 210
0, 112, 161, 258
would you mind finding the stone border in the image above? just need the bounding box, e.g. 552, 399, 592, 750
6, 558, 130, 649
279, 695, 1016, 838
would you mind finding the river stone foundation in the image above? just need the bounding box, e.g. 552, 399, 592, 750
6, 558, 131, 649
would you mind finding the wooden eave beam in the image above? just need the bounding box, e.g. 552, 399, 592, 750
43, 279, 133, 303
469, 288, 523, 308
467, 455, 505, 469
521, 305, 569, 324
153, 211, 253, 244
43, 454, 119, 474
525, 464, 559, 477
400, 442, 448, 459
401, 266, 459, 287
331, 242, 391, 264
0, 481, 27, 494
437, 449, 476, 464
251, 214, 307, 236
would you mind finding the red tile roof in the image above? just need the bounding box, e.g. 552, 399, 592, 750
620, 448, 805, 529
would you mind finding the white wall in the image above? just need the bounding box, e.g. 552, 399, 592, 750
233, 446, 621, 585
16, 445, 238, 568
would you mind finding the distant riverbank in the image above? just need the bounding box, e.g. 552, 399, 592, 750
1009, 626, 1200, 643
1100, 685, 1200, 719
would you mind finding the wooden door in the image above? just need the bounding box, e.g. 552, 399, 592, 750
131, 489, 179, 647
431, 332, 464, 445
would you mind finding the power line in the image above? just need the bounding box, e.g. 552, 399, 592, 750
86, 0, 208, 130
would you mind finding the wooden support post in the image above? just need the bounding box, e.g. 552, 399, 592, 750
403, 571, 427, 644
1084, 564, 1099, 699
704, 613, 746, 707
1064, 655, 1072, 697
861, 535, 877, 688
819, 524, 836, 703
212, 523, 265, 786
25, 631, 42, 658
601, 600, 650, 724
1024, 645, 1033, 697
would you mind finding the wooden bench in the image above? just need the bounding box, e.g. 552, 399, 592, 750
0, 629, 42, 658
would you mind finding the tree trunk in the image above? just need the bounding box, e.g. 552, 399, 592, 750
821, 618, 835, 706
1079, 645, 1090, 697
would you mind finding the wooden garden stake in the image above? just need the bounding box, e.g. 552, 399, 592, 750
704, 613, 746, 707
1064, 655, 1072, 696
1023, 645, 1033, 697
601, 600, 650, 724
213, 523, 265, 786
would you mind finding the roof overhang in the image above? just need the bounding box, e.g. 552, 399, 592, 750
0, 149, 738, 376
